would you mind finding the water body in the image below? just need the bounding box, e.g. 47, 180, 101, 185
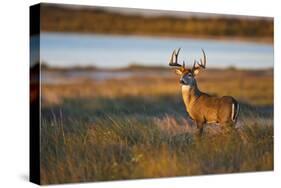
42, 70, 171, 84
40, 32, 273, 69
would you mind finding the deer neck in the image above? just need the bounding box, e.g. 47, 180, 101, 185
181, 82, 201, 112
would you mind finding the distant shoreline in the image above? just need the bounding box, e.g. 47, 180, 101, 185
40, 63, 273, 72
41, 4, 273, 45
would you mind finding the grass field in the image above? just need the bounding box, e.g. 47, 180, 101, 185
40, 68, 273, 184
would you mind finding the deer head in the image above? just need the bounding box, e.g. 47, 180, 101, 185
169, 48, 207, 86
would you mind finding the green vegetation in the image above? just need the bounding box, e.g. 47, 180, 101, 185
40, 4, 273, 43
41, 69, 273, 184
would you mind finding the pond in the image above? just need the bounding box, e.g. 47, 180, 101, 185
39, 32, 274, 69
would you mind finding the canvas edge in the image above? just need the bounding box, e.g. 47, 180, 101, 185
29, 3, 41, 185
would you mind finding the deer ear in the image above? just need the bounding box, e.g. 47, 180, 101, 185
193, 68, 200, 76
175, 69, 182, 75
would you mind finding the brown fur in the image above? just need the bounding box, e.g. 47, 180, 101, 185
181, 77, 239, 136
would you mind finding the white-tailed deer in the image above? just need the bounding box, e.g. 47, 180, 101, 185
169, 48, 240, 136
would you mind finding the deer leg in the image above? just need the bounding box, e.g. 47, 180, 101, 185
195, 121, 204, 137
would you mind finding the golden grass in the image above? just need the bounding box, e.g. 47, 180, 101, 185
40, 69, 273, 184
42, 69, 273, 106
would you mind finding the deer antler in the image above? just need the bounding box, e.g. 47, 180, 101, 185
192, 49, 207, 71
169, 48, 186, 71
199, 49, 206, 68
169, 48, 207, 74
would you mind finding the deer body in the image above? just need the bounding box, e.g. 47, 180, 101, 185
169, 48, 240, 136
181, 84, 239, 127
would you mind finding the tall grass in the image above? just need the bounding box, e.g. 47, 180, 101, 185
40, 101, 273, 184
40, 69, 273, 184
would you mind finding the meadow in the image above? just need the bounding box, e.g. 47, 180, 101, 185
40, 68, 273, 184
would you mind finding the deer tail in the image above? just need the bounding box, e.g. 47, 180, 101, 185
231, 102, 240, 123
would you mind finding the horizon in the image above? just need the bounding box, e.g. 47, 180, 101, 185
40, 61, 273, 71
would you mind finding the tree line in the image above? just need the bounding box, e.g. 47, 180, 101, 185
40, 4, 273, 42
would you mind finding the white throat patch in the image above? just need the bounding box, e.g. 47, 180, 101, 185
182, 85, 191, 92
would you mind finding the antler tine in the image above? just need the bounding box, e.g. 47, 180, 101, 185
169, 48, 183, 67
169, 50, 176, 64
175, 48, 181, 57
199, 48, 206, 68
